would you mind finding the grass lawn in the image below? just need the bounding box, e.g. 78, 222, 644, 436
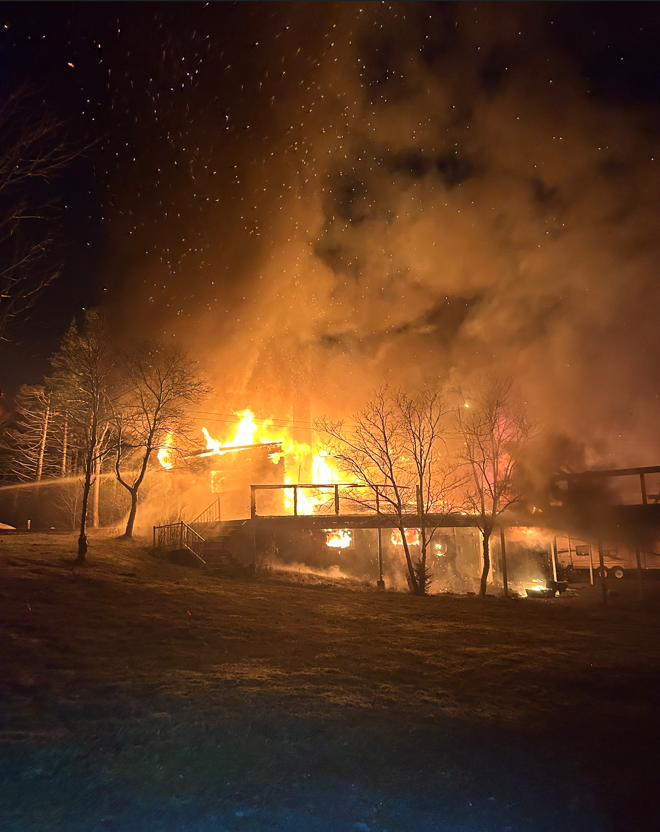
1, 532, 659, 831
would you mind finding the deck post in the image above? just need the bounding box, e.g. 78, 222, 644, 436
293, 486, 298, 516
550, 539, 558, 582
636, 549, 644, 600
499, 526, 509, 597
598, 538, 608, 605
335, 483, 340, 515
377, 527, 385, 590
250, 486, 256, 520
640, 473, 648, 505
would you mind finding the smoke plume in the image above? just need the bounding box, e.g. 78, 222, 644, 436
99, 3, 660, 465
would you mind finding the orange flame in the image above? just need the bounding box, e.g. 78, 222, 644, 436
158, 407, 352, 517
325, 529, 352, 549
391, 529, 420, 546
157, 434, 175, 470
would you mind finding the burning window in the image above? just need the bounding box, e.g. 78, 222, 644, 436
391, 529, 420, 546
325, 529, 352, 549
210, 470, 225, 494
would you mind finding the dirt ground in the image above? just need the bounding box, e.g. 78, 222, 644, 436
1, 533, 660, 832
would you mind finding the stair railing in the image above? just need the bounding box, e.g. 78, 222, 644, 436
153, 520, 206, 564
191, 497, 221, 527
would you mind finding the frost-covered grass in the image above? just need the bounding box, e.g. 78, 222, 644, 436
1, 532, 658, 831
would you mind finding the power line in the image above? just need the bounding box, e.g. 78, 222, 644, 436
188, 410, 318, 429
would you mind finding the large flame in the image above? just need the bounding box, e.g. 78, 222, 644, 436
391, 528, 421, 546
157, 433, 175, 470
158, 407, 352, 515
200, 409, 348, 515
325, 529, 352, 549
202, 409, 262, 453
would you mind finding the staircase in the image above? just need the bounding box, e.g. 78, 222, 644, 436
197, 519, 249, 576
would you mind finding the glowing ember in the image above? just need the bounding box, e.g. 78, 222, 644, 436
325, 529, 352, 549
157, 433, 175, 469
391, 529, 420, 546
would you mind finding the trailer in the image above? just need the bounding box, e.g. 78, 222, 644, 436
554, 534, 660, 581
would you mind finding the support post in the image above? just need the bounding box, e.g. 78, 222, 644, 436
550, 538, 558, 582
636, 549, 644, 601
640, 473, 648, 505
588, 541, 594, 585
154, 526, 158, 579
335, 483, 340, 515
499, 526, 509, 597
293, 485, 298, 517
377, 527, 385, 591
598, 538, 608, 605
250, 486, 256, 520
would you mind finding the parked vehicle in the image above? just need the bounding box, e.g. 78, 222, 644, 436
554, 534, 660, 581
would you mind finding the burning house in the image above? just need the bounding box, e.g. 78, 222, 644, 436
152, 408, 660, 597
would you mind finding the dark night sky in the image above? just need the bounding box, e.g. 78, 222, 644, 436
1, 2, 660, 463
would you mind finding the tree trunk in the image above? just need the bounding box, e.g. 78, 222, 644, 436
92, 454, 101, 528
418, 547, 428, 595
61, 414, 68, 476
399, 527, 419, 594
480, 530, 491, 596
123, 489, 138, 538
78, 414, 97, 563
78, 470, 92, 562
36, 402, 50, 483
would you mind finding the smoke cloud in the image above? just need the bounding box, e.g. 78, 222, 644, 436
100, 3, 660, 466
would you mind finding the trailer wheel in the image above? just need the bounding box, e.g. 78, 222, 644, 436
611, 566, 625, 579
596, 566, 609, 579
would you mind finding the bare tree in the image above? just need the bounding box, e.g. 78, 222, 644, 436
113, 342, 210, 538
55, 479, 82, 531
317, 387, 458, 595
0, 86, 81, 345
49, 311, 116, 562
3, 385, 52, 482
454, 376, 534, 596
3, 384, 73, 489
